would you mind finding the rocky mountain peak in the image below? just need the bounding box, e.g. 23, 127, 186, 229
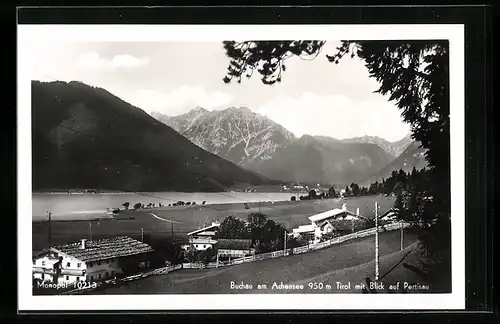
153, 106, 296, 167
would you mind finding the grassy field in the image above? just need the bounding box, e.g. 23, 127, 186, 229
91, 229, 421, 294
32, 195, 395, 252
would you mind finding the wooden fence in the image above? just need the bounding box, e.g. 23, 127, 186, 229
143, 264, 182, 276
181, 262, 219, 269
229, 222, 410, 265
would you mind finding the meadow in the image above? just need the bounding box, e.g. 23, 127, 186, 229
32, 195, 395, 252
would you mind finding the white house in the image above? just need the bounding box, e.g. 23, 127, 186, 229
187, 221, 220, 251
32, 236, 154, 285
292, 203, 367, 242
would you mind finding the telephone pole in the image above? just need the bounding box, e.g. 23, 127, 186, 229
284, 231, 287, 255
89, 222, 92, 241
171, 221, 174, 241
375, 202, 380, 281
47, 211, 52, 248
400, 220, 404, 250
141, 228, 144, 242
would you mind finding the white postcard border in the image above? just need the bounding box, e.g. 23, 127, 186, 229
17, 24, 465, 311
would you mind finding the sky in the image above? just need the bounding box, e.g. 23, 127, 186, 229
31, 41, 410, 142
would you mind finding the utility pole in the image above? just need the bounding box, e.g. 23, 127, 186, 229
400, 219, 404, 250
375, 202, 380, 281
171, 221, 174, 241
47, 211, 52, 248
258, 201, 260, 213
284, 231, 287, 256
89, 222, 92, 241
141, 228, 144, 242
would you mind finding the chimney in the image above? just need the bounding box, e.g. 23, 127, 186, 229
356, 208, 360, 216
80, 239, 87, 249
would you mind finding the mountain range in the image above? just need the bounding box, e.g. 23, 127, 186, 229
339, 134, 413, 158
247, 134, 396, 185
361, 140, 428, 185
151, 107, 296, 167
31, 81, 278, 192
153, 107, 426, 186
31, 80, 427, 191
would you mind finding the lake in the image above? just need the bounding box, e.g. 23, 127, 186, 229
32, 192, 299, 221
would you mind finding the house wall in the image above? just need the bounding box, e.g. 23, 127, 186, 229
193, 243, 214, 251
33, 252, 151, 284
190, 234, 216, 251
85, 258, 123, 282
33, 253, 87, 284
314, 227, 322, 241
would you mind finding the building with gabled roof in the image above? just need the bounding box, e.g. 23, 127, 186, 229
292, 203, 368, 242
32, 236, 154, 285
187, 221, 220, 251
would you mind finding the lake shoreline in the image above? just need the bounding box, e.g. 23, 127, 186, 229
31, 198, 310, 223
32, 191, 302, 220
31, 195, 382, 224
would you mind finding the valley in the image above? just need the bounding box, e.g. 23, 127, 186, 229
153, 106, 427, 187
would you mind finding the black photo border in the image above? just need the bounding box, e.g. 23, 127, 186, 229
9, 4, 495, 322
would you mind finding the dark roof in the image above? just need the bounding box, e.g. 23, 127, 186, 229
217, 239, 252, 250
52, 236, 154, 263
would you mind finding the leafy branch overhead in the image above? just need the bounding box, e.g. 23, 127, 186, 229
222, 39, 450, 217
222, 41, 326, 85
222, 38, 451, 255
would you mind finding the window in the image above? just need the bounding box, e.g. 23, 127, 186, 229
65, 275, 69, 280
76, 277, 80, 282
77, 263, 81, 268
98, 274, 101, 279
203, 245, 206, 248
66, 262, 71, 267
41, 261, 45, 266
90, 275, 93, 281
33, 260, 35, 265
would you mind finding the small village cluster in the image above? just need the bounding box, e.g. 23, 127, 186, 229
33, 203, 397, 290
